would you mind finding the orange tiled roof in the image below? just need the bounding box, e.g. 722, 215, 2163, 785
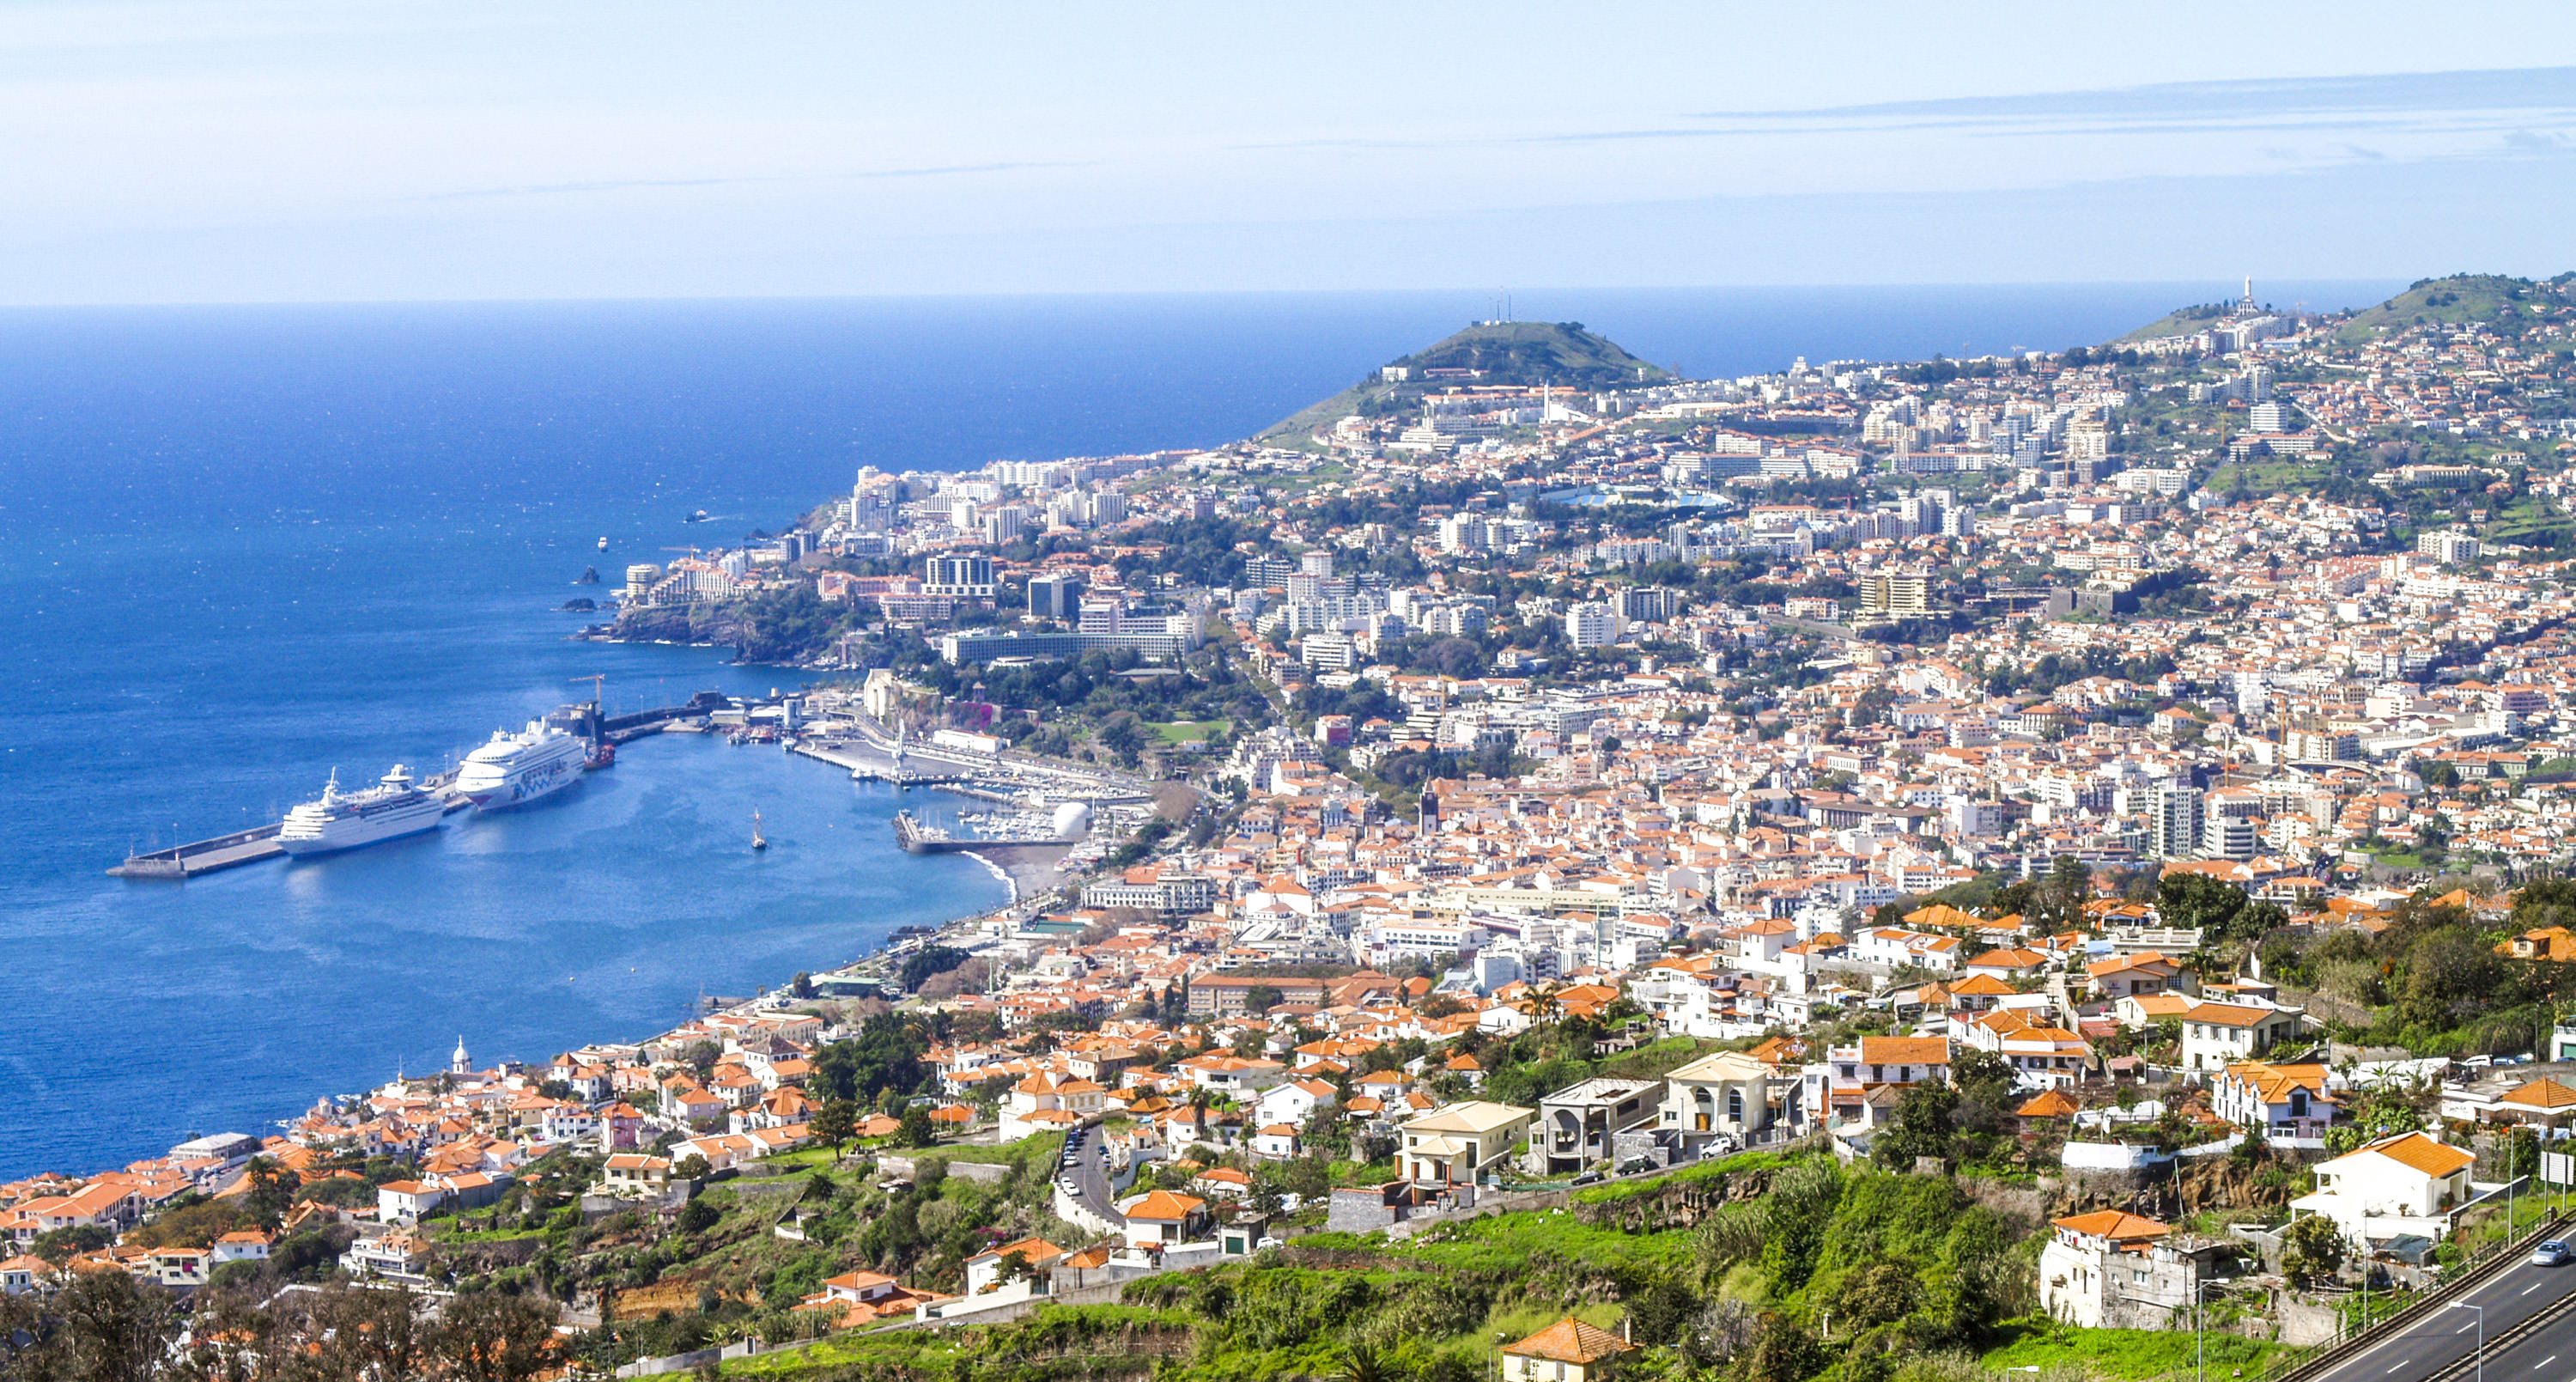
2050, 1209, 2169, 1241
1503, 1317, 1638, 1364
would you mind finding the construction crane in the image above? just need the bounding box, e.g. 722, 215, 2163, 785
569, 673, 605, 708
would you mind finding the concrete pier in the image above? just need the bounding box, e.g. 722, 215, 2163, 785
110, 825, 286, 879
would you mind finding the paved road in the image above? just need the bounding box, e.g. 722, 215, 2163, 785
2311, 1251, 2576, 1382
1055, 1127, 1119, 1224
2458, 1263, 2576, 1382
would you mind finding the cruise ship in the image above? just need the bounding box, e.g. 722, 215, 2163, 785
277, 765, 446, 855
454, 720, 589, 812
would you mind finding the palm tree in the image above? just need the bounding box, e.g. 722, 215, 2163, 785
1338, 1342, 1391, 1382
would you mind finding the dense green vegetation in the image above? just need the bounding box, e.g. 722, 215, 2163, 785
2260, 879, 2576, 1055
2336, 273, 2576, 344
701, 1152, 2049, 1382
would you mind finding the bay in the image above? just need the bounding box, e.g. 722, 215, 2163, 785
0, 283, 2403, 1178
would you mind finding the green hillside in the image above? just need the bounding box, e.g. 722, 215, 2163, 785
2114, 301, 2234, 343
1256, 320, 1669, 447
2334, 273, 2573, 344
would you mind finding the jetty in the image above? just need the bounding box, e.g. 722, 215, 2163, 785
108, 766, 478, 880
110, 824, 287, 879
790, 739, 978, 787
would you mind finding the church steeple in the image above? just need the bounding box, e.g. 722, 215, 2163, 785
450, 1037, 471, 1075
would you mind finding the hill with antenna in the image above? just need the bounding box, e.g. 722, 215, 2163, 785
2111, 273, 2576, 346
1256, 319, 1670, 447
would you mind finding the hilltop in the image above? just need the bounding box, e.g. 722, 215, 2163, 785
2115, 273, 2576, 347
1256, 320, 1669, 447
2333, 272, 2576, 344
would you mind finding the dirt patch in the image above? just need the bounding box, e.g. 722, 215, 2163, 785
611, 1276, 757, 1318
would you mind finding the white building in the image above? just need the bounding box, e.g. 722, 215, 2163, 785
2038, 1210, 2224, 1329
2290, 1132, 2479, 1248
1564, 602, 1621, 649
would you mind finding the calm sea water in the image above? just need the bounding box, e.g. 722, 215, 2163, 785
0, 283, 2401, 1178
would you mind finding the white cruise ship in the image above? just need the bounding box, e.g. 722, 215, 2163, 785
454, 721, 588, 812
278, 765, 446, 855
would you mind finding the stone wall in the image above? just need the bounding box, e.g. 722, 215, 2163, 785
878, 1154, 1011, 1186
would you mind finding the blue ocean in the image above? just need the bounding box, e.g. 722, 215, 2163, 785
0, 282, 2399, 1178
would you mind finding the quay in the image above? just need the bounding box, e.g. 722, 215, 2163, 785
109, 824, 286, 879
106, 696, 711, 880
789, 738, 975, 787
107, 765, 476, 880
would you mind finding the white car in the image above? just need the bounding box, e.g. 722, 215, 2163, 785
2533, 1240, 2571, 1268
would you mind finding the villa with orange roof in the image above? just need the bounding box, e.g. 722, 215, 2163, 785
2211, 1061, 2337, 1135
2293, 1132, 2482, 1248
1499, 1317, 1637, 1382
798, 1269, 950, 1325
2038, 1209, 2227, 1329
2440, 1074, 2576, 1131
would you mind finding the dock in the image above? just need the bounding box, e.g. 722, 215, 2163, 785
105, 697, 717, 881
890, 810, 1069, 858
792, 739, 978, 787
110, 825, 288, 879
110, 766, 467, 880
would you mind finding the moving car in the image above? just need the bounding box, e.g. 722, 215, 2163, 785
2532, 1239, 2571, 1267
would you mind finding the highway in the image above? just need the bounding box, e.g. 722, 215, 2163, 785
2305, 1240, 2576, 1382
2456, 1268, 2576, 1382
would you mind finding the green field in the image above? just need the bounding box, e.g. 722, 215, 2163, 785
1151, 719, 1228, 745
1982, 1323, 2293, 1380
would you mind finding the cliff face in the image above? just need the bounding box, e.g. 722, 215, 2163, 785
610, 603, 761, 653
608, 591, 854, 664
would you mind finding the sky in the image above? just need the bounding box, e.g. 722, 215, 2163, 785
7, 2, 2576, 302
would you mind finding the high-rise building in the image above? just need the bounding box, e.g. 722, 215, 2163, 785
2201, 814, 2258, 861
923, 553, 997, 599
2148, 782, 2204, 861
1564, 602, 1621, 649
1028, 570, 1084, 619
1618, 586, 1679, 624
1857, 571, 1930, 618
1439, 514, 1490, 555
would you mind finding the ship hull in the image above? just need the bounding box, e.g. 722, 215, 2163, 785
459, 752, 583, 812
277, 800, 447, 855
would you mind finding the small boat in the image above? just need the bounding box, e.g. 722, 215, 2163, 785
751, 812, 769, 852
597, 536, 609, 551
683, 508, 710, 523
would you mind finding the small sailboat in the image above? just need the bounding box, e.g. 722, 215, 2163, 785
751, 811, 769, 852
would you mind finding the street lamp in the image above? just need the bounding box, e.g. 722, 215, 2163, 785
2120, 1282, 2217, 1382
2450, 1300, 2485, 1382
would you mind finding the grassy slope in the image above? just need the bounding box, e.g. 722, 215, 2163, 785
2113, 272, 2576, 347
1254, 320, 1670, 447
2334, 273, 2567, 344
